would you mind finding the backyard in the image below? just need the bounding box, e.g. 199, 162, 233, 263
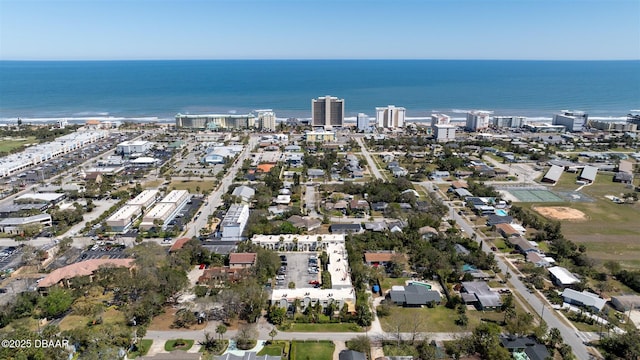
290, 340, 334, 360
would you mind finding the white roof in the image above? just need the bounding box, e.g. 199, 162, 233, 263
130, 157, 157, 164
128, 189, 159, 206
548, 266, 580, 285
15, 193, 65, 202
271, 287, 355, 304
562, 288, 606, 311
144, 202, 176, 220
544, 165, 564, 182
580, 165, 598, 181
327, 243, 352, 289
160, 190, 189, 204
107, 204, 141, 222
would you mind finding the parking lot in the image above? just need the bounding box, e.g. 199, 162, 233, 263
275, 251, 322, 290
0, 246, 23, 271
77, 243, 128, 263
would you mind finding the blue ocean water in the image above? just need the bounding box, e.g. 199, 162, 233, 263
0, 60, 638, 121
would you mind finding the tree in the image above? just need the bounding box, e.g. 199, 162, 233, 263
39, 288, 74, 318
547, 327, 562, 349
268, 328, 278, 342
234, 324, 258, 350
215, 324, 227, 340
346, 335, 370, 354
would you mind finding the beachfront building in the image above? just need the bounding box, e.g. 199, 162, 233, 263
376, 105, 406, 129
356, 113, 369, 132
466, 111, 492, 131
175, 113, 256, 130
553, 110, 588, 132
589, 120, 637, 132
312, 95, 344, 128
433, 124, 456, 142
0, 130, 108, 178
431, 113, 451, 125
256, 109, 277, 131
116, 140, 153, 155
220, 204, 250, 240
492, 116, 526, 128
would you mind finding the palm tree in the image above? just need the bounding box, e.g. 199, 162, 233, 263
215, 324, 227, 340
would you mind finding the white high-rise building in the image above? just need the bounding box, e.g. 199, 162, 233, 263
466, 111, 492, 131
433, 124, 456, 142
256, 109, 276, 131
431, 113, 451, 125
312, 95, 344, 128
492, 116, 526, 128
376, 105, 406, 129
553, 110, 588, 132
356, 113, 369, 131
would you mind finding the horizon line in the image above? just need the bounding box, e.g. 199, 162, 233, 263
1, 58, 639, 62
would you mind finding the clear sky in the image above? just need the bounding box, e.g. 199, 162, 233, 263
1, 0, 639, 60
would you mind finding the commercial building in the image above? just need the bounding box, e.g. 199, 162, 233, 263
553, 110, 588, 132
256, 109, 277, 131
356, 113, 369, 132
252, 234, 344, 252
116, 140, 153, 155
466, 111, 492, 131
432, 124, 456, 142
15, 193, 66, 205
0, 214, 52, 234
312, 95, 344, 128
38, 259, 135, 289
220, 204, 250, 240
175, 113, 256, 130
492, 116, 526, 128
0, 130, 108, 178
105, 205, 142, 232
128, 190, 160, 209
303, 130, 336, 143
139, 190, 190, 230
376, 105, 406, 129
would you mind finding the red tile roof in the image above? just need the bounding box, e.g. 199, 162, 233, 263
39, 258, 135, 288
364, 252, 395, 263
229, 252, 257, 265
169, 237, 191, 252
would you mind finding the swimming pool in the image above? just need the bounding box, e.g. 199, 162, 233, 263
495, 209, 508, 216
408, 281, 432, 289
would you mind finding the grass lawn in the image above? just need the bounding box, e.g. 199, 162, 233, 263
282, 322, 362, 332
291, 341, 334, 360
169, 180, 217, 194
492, 238, 509, 251
128, 339, 153, 358
165, 339, 194, 352
59, 307, 125, 332
380, 277, 410, 292
380, 302, 529, 333
258, 341, 288, 356
526, 173, 640, 269
0, 136, 37, 153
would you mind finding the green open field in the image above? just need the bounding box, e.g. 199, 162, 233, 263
380, 303, 528, 333
526, 173, 640, 269
169, 180, 217, 194
290, 341, 334, 360
0, 137, 37, 153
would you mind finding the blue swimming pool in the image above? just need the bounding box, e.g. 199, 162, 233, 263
495, 209, 508, 216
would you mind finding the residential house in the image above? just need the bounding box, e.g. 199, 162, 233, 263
495, 223, 520, 238
454, 188, 473, 198
460, 281, 502, 310
349, 199, 370, 214
169, 237, 192, 252
431, 171, 450, 179
364, 222, 387, 232
338, 350, 366, 360
548, 266, 580, 287
231, 185, 256, 203
388, 284, 442, 307
454, 244, 471, 256
486, 214, 513, 226
508, 237, 539, 254
371, 202, 389, 211
561, 288, 607, 312
526, 252, 555, 267
307, 168, 325, 178
364, 252, 395, 267
38, 259, 135, 290
287, 215, 321, 231
418, 226, 438, 240
228, 253, 257, 269
329, 223, 363, 234
197, 267, 244, 285
499, 336, 550, 360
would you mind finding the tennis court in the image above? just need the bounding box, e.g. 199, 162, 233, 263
506, 189, 564, 203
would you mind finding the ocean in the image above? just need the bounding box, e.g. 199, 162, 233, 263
0, 60, 638, 123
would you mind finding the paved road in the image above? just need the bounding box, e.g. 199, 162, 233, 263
354, 137, 384, 180
416, 180, 592, 360
304, 184, 320, 218
184, 136, 259, 239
